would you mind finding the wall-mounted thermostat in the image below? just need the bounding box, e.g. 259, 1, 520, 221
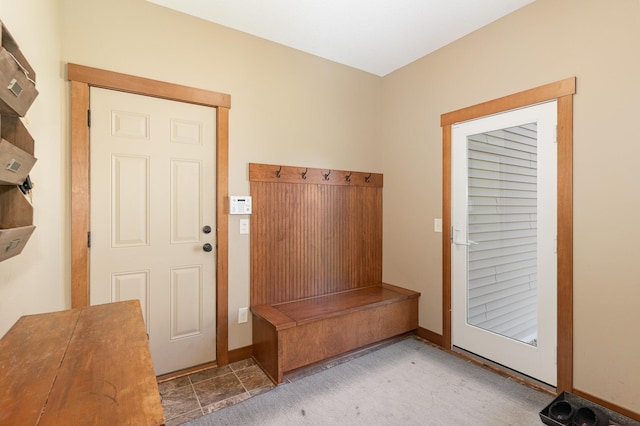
229, 196, 252, 215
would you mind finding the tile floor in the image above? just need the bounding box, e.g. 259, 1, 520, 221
158, 338, 406, 425
158, 358, 275, 426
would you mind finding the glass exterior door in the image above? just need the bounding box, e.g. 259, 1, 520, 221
451, 101, 557, 386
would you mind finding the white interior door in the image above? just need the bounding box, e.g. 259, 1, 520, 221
451, 101, 557, 386
90, 87, 216, 375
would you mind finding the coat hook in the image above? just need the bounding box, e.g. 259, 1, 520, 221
323, 170, 331, 181
276, 166, 282, 178
301, 168, 308, 180
365, 173, 372, 183
345, 172, 352, 182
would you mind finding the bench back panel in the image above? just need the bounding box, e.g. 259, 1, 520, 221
249, 163, 383, 306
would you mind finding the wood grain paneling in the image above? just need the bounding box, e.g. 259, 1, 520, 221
0, 187, 33, 228
251, 314, 281, 383
0, 301, 163, 425
556, 94, 574, 393
249, 163, 420, 384
280, 298, 418, 372
441, 77, 576, 126
68, 63, 230, 109
1, 115, 34, 155
249, 163, 383, 307
216, 106, 230, 366
70, 80, 90, 308
442, 124, 452, 350
41, 302, 163, 425
274, 284, 414, 325
252, 291, 419, 384
0, 309, 79, 424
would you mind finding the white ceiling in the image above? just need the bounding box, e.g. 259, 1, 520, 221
147, 0, 535, 77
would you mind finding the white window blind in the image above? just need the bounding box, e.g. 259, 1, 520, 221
466, 123, 538, 345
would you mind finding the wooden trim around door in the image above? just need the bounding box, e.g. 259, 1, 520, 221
441, 77, 576, 392
67, 63, 231, 366
70, 80, 90, 307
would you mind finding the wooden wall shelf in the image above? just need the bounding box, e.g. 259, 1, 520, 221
0, 21, 37, 262
0, 21, 38, 117
0, 186, 35, 261
0, 139, 36, 184
0, 225, 35, 262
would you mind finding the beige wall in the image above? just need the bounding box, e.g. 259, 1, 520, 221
1, 0, 638, 416
381, 0, 640, 413
0, 0, 67, 334
58, 0, 383, 351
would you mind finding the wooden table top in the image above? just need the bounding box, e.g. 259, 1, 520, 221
0, 300, 164, 425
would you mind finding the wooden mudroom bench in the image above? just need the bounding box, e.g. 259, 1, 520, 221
252, 283, 419, 383
249, 163, 421, 384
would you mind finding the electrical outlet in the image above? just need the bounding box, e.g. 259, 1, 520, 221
238, 307, 249, 324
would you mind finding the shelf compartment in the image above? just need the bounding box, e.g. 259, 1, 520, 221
1, 115, 34, 154
0, 225, 35, 262
0, 138, 36, 185
0, 186, 34, 261
0, 21, 38, 117
0, 186, 32, 228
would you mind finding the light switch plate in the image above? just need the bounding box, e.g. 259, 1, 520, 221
434, 218, 443, 233
240, 219, 249, 234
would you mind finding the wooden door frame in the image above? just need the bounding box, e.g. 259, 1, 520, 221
68, 63, 231, 366
441, 77, 575, 392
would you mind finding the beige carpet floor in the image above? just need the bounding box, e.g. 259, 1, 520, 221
187, 336, 553, 425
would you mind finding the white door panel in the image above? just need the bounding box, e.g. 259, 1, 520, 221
111, 270, 150, 327
171, 159, 202, 243
90, 88, 216, 375
170, 266, 204, 339
452, 101, 557, 386
111, 154, 149, 247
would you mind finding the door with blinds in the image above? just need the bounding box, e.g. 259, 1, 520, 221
451, 101, 557, 386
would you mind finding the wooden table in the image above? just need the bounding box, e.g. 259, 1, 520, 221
0, 300, 165, 425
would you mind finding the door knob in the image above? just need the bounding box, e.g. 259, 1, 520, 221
203, 225, 212, 234
203, 243, 213, 252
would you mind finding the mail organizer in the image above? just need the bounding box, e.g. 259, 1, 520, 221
0, 20, 38, 117
0, 21, 37, 263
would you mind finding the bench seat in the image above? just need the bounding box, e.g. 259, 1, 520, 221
251, 283, 420, 384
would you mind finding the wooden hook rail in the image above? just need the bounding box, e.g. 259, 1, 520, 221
249, 163, 383, 187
